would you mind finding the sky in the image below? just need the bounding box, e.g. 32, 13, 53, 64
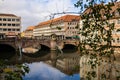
0, 0, 80, 31
1, 0, 119, 31
23, 62, 80, 80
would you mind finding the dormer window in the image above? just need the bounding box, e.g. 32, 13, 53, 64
72, 19, 76, 21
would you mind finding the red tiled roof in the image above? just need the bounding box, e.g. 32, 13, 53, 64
0, 13, 17, 17
26, 26, 35, 31
35, 15, 80, 28
83, 2, 120, 15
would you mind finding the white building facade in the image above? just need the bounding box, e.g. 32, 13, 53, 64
33, 15, 80, 40
0, 13, 21, 38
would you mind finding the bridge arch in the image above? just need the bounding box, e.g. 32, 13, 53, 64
0, 44, 16, 59
40, 44, 50, 51
62, 44, 78, 53
0, 42, 16, 49
23, 44, 50, 58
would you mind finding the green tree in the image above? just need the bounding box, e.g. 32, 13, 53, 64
0, 60, 29, 80
75, 0, 120, 80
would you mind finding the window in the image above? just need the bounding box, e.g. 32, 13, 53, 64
72, 19, 76, 21
3, 29, 7, 31
117, 19, 120, 24
12, 24, 15, 26
12, 19, 15, 21
3, 24, 6, 26
117, 38, 120, 43
8, 29, 11, 31
68, 27, 70, 29
0, 23, 2, 26
16, 24, 20, 26
17, 29, 20, 31
8, 24, 11, 26
3, 18, 6, 21
68, 22, 69, 25
12, 29, 15, 31
16, 19, 20, 21
8, 18, 11, 21
68, 22, 71, 25
112, 39, 115, 43
0, 18, 2, 21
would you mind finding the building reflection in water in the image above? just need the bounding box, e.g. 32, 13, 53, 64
80, 53, 120, 80
23, 62, 80, 80
46, 53, 80, 75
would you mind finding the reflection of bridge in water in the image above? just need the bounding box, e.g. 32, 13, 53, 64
1, 38, 120, 76
0, 38, 80, 64
1, 38, 120, 63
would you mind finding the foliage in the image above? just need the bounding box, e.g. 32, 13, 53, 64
4, 64, 29, 80
75, 23, 79, 29
56, 26, 62, 30
0, 60, 29, 80
75, 0, 120, 80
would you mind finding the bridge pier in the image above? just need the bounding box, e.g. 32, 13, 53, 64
50, 50, 57, 67
50, 34, 57, 67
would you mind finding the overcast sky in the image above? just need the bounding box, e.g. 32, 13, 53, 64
0, 0, 80, 31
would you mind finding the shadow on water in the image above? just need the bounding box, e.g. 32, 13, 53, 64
62, 44, 78, 53
0, 44, 16, 59
23, 44, 50, 58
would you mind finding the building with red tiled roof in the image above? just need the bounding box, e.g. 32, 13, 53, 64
34, 15, 80, 39
79, 2, 120, 80
23, 26, 35, 38
0, 13, 21, 38
80, 2, 120, 46
0, 13, 17, 17
26, 26, 35, 31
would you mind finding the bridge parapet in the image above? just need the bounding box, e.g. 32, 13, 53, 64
0, 39, 18, 49
62, 40, 79, 46
0, 39, 80, 50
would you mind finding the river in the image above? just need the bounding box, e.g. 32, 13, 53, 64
23, 62, 80, 80
0, 45, 80, 80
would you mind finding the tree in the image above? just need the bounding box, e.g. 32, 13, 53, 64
75, 0, 120, 80
0, 59, 29, 80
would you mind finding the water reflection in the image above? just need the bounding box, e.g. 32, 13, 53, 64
23, 62, 80, 80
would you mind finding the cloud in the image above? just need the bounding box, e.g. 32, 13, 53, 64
0, 0, 79, 31
23, 62, 67, 80
23, 62, 80, 80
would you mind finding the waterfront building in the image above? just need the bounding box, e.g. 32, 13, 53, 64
79, 2, 120, 80
23, 26, 34, 38
79, 2, 120, 45
0, 13, 21, 38
33, 15, 80, 40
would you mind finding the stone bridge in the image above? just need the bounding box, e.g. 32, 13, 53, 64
22, 39, 79, 50
0, 38, 80, 50
0, 39, 18, 50
0, 38, 80, 65
1, 38, 120, 65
